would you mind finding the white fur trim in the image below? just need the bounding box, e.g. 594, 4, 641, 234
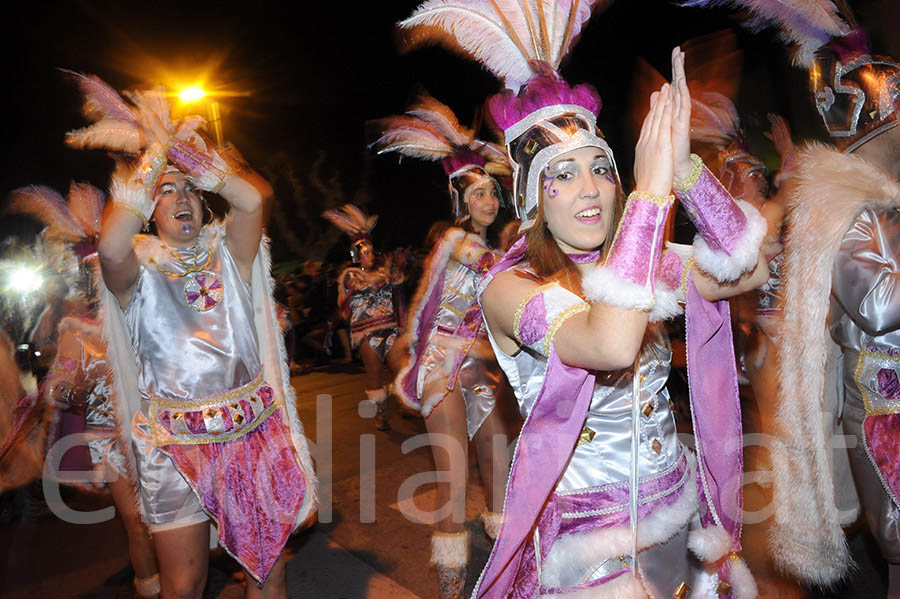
134, 573, 161, 597
255, 233, 319, 529
691, 200, 766, 282
541, 466, 698, 579
431, 531, 470, 568
687, 524, 732, 562
544, 571, 646, 599
729, 555, 759, 599
582, 265, 654, 311
394, 228, 467, 413
364, 388, 387, 404
649, 283, 683, 322
110, 175, 154, 220
481, 511, 503, 540
769, 144, 900, 586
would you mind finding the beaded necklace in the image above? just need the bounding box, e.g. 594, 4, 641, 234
149, 241, 223, 312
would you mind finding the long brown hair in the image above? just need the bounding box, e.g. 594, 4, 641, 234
512, 117, 625, 295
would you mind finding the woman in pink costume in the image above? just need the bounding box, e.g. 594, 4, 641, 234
401, 1, 770, 596
371, 95, 515, 597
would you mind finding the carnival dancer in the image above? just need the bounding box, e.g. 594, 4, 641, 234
691, 0, 900, 590
324, 204, 405, 431
370, 95, 514, 596
65, 73, 317, 599
8, 183, 161, 598
401, 2, 769, 596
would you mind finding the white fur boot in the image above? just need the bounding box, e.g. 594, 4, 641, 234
364, 387, 390, 431
134, 573, 160, 599
431, 530, 470, 599
480, 511, 503, 541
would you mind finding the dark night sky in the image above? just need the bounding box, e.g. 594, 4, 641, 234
1, 0, 896, 260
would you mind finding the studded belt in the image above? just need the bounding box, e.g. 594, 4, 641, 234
148, 368, 278, 446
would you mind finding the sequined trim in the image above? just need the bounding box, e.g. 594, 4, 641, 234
150, 368, 264, 409
544, 303, 590, 357
854, 348, 900, 415
625, 190, 675, 207
440, 302, 467, 320
512, 282, 559, 345
148, 369, 278, 446
114, 201, 150, 230
446, 284, 474, 303
673, 153, 703, 192
680, 257, 696, 299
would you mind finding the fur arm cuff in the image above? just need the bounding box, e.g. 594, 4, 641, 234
111, 145, 168, 228
584, 191, 673, 310
691, 199, 766, 282
675, 154, 766, 280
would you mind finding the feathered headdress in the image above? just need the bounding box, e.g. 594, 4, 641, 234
370, 94, 510, 219
400, 0, 610, 92
680, 1, 900, 152
690, 91, 766, 197
322, 204, 378, 262
6, 183, 108, 298
63, 70, 207, 157
399, 0, 615, 232
674, 0, 851, 67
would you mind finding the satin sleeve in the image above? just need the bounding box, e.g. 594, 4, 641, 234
832, 208, 900, 336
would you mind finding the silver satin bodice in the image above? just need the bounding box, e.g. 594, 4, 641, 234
434, 260, 484, 334
420, 260, 498, 438
830, 208, 900, 355
829, 207, 900, 560
125, 236, 260, 401
486, 295, 680, 493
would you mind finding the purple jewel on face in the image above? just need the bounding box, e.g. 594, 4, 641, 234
182, 223, 192, 234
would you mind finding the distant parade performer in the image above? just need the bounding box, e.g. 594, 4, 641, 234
401, 0, 769, 596
9, 182, 161, 598
371, 94, 514, 597
324, 204, 405, 431
65, 72, 316, 598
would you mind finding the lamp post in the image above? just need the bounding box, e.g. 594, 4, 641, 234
177, 86, 224, 148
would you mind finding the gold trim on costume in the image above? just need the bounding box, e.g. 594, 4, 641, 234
512, 282, 560, 345
673, 153, 703, 192
543, 303, 590, 357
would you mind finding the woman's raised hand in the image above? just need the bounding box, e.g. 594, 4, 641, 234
634, 83, 674, 196
670, 46, 693, 184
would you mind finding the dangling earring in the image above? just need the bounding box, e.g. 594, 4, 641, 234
203, 199, 214, 225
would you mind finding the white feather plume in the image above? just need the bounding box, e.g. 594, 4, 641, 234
400, 0, 605, 90
66, 120, 142, 153
67, 182, 106, 238
322, 204, 378, 239
406, 95, 474, 147
685, 0, 851, 66
8, 186, 86, 242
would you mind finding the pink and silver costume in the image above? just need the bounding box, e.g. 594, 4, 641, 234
45, 315, 127, 480
397, 228, 501, 437
100, 222, 317, 583
339, 266, 399, 356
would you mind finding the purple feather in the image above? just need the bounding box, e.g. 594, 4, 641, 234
8, 185, 85, 241
442, 148, 486, 174
61, 70, 136, 124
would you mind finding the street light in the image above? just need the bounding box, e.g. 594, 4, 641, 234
177, 85, 223, 149
178, 86, 206, 103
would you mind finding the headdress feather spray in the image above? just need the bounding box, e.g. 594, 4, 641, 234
399, 0, 610, 91
674, 0, 851, 66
